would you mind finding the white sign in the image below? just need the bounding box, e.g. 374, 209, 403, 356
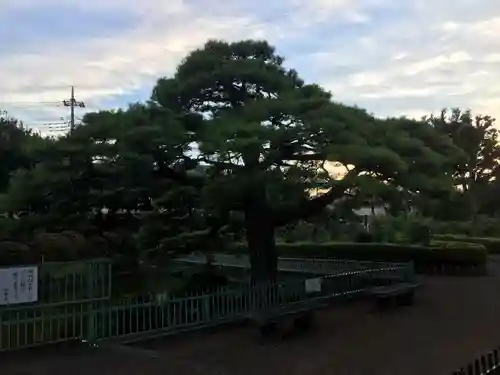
305, 278, 322, 293
0, 266, 38, 305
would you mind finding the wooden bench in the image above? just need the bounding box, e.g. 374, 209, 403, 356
367, 282, 421, 309
247, 299, 328, 338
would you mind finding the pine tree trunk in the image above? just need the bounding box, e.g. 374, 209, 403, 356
244, 185, 278, 284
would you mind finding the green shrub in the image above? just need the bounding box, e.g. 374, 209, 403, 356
369, 216, 432, 245
355, 231, 374, 243
370, 219, 399, 243
430, 240, 484, 250
0, 241, 35, 265
227, 241, 487, 270
407, 221, 431, 245
430, 218, 500, 237
432, 234, 500, 254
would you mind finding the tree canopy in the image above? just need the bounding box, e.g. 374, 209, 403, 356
1, 39, 493, 281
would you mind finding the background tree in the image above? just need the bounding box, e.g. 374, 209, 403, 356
426, 108, 500, 217
0, 113, 54, 215
0, 115, 37, 192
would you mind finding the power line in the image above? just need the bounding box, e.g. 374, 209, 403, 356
37, 121, 72, 134
0, 101, 62, 105
44, 122, 68, 126
1, 101, 67, 131
38, 122, 70, 129
0, 102, 65, 112
1, 87, 87, 134
47, 129, 70, 134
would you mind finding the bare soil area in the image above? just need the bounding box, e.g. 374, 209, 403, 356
3, 271, 500, 375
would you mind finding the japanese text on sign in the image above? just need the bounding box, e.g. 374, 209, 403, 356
0, 266, 38, 305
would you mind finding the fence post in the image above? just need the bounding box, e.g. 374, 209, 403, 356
202, 294, 211, 322
487, 352, 495, 370
85, 262, 95, 341
474, 359, 481, 374
404, 261, 416, 282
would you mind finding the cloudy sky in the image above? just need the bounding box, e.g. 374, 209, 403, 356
1, 0, 500, 136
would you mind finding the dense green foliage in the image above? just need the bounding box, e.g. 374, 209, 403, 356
0, 230, 132, 265
1, 38, 500, 279
426, 109, 500, 218
429, 218, 500, 237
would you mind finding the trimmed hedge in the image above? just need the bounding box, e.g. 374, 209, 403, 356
430, 219, 500, 237
0, 231, 124, 265
227, 241, 487, 274
432, 234, 500, 254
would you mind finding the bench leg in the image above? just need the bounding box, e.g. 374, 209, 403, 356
396, 291, 415, 306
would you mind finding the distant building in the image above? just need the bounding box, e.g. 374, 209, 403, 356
353, 205, 387, 217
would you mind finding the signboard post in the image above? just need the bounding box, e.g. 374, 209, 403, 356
0, 266, 38, 305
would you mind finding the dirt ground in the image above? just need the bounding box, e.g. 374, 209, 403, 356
4, 265, 500, 375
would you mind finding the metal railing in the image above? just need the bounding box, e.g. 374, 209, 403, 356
174, 253, 411, 276
36, 259, 112, 304
0, 259, 112, 351
0, 259, 414, 351
453, 347, 500, 374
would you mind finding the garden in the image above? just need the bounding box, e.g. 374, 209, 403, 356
2, 38, 500, 374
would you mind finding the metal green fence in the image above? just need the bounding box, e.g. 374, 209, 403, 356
37, 259, 112, 304
278, 257, 411, 276
88, 265, 412, 344
0, 259, 413, 351
175, 253, 412, 277
0, 259, 111, 351
452, 346, 500, 374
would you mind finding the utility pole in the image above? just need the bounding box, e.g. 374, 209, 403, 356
63, 86, 85, 132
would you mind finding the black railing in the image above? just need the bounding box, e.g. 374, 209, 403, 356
453, 347, 500, 374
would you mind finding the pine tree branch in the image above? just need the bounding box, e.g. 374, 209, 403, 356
272, 169, 358, 226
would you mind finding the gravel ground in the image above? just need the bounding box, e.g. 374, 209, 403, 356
3, 267, 500, 375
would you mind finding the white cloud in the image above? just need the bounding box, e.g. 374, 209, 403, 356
1, 0, 500, 132
318, 8, 500, 119
1, 12, 261, 112
4, 0, 187, 14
